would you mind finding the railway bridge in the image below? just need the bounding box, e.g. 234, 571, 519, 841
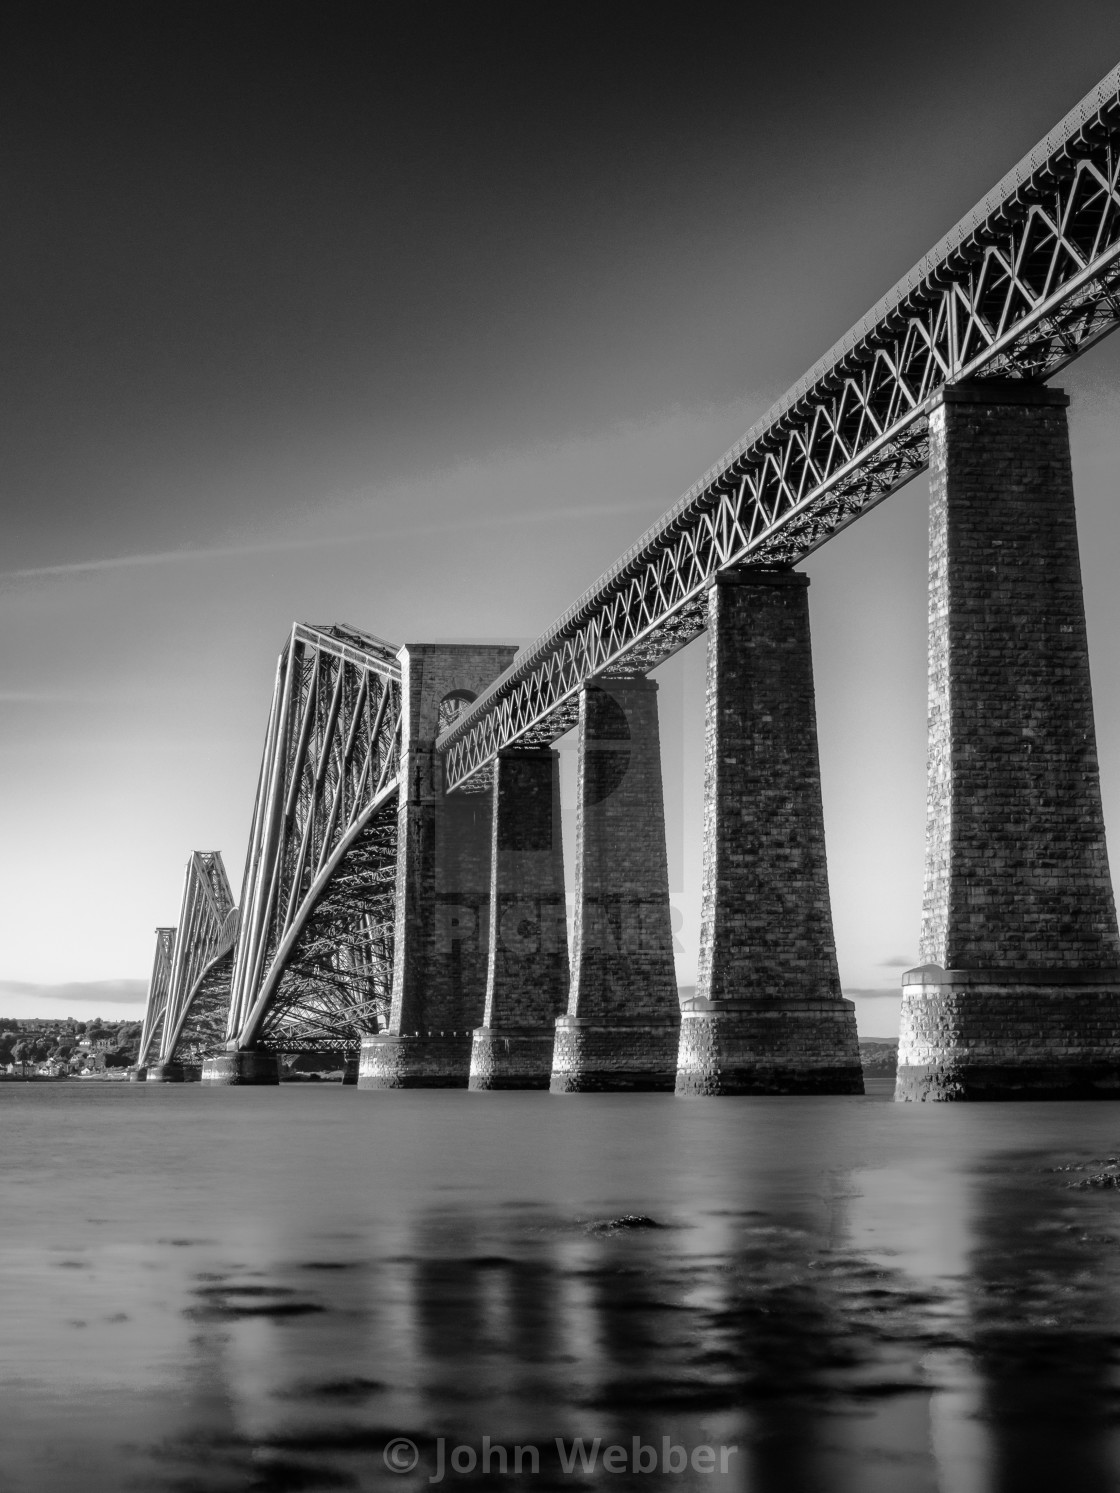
138, 63, 1120, 1100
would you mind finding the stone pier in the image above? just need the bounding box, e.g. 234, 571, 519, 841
201, 1051, 280, 1085
470, 748, 569, 1089
897, 383, 1120, 1100
146, 1062, 185, 1083
550, 678, 680, 1092
359, 643, 517, 1088
676, 569, 862, 1095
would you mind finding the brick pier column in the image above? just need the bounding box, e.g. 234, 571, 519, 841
550, 678, 680, 1092
897, 383, 1120, 1101
470, 748, 569, 1089
676, 569, 863, 1095
146, 1062, 185, 1083
201, 1052, 280, 1085
358, 644, 517, 1089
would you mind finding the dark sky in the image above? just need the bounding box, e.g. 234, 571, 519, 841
6, 2, 1120, 1022
7, 1, 1120, 563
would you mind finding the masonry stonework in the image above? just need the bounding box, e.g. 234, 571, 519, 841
146, 1062, 194, 1083
145, 1063, 179, 1083
550, 678, 680, 1091
358, 643, 517, 1089
201, 1052, 280, 1085
897, 383, 1120, 1100
470, 748, 569, 1089
676, 569, 862, 1095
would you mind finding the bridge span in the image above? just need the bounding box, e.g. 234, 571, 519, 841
138, 62, 1120, 1100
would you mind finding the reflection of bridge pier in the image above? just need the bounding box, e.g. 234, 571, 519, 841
949, 1166, 1120, 1492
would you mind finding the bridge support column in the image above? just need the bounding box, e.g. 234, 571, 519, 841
359, 644, 517, 1088
128, 1066, 147, 1082
676, 569, 862, 1095
897, 383, 1120, 1100
201, 1051, 280, 1085
470, 748, 568, 1089
550, 678, 680, 1092
146, 1062, 185, 1083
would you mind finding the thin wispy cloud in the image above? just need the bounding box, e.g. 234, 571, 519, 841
0, 978, 147, 1006
3, 537, 353, 581
1, 501, 657, 583
0, 691, 84, 703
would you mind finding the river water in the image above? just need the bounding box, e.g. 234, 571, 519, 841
4, 1082, 1120, 1491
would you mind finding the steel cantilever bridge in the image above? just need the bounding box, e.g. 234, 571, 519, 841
145, 62, 1120, 1070
144, 625, 402, 1073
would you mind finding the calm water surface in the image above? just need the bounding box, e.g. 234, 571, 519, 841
4, 1082, 1120, 1491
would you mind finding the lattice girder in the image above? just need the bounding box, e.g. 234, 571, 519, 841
171, 948, 236, 1065
440, 64, 1120, 790
137, 926, 176, 1068
157, 851, 237, 1066
227, 624, 403, 1050
255, 802, 398, 1053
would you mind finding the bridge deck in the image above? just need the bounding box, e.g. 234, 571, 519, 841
440, 62, 1120, 791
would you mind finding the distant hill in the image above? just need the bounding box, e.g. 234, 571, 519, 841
859, 1039, 898, 1075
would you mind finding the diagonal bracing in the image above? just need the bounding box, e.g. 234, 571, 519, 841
226, 624, 404, 1052
158, 851, 238, 1067
440, 61, 1120, 790
137, 926, 176, 1069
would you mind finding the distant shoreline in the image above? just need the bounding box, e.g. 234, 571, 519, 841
0, 1071, 131, 1084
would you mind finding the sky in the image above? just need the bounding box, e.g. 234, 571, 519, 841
5, 2, 1120, 1035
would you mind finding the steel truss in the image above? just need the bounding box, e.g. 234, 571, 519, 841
441, 62, 1120, 790
226, 624, 403, 1052
138, 854, 237, 1068
157, 851, 238, 1067
255, 801, 397, 1053
137, 926, 176, 1068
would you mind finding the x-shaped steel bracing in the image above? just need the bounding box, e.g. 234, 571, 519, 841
440, 63, 1120, 790
226, 624, 403, 1052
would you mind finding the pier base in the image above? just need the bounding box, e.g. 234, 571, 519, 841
550, 1016, 679, 1092
470, 1027, 557, 1089
897, 967, 1120, 1100
342, 1058, 359, 1086
146, 1062, 185, 1083
128, 1066, 147, 1082
201, 1052, 280, 1086
357, 1032, 472, 1088
676, 997, 864, 1095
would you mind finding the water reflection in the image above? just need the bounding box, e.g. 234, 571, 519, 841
965, 1157, 1120, 1493
5, 1090, 1120, 1491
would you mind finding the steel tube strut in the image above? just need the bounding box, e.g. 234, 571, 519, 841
225, 623, 404, 1053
